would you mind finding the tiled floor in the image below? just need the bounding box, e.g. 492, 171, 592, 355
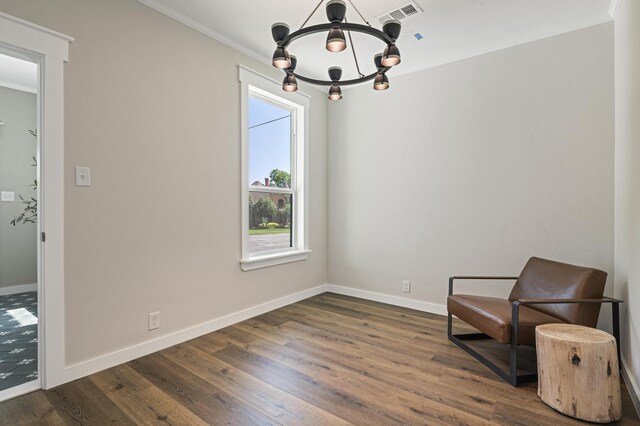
0, 291, 38, 391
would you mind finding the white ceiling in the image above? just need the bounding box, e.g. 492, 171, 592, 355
0, 2, 617, 93
0, 53, 37, 93
139, 0, 614, 85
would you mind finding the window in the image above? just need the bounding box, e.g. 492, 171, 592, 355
248, 95, 293, 254
239, 67, 310, 270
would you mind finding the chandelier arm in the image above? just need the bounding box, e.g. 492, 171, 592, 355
299, 0, 325, 30
292, 67, 390, 86
347, 0, 371, 26
344, 18, 365, 78
281, 23, 394, 47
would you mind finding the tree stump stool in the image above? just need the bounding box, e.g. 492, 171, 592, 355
536, 324, 621, 423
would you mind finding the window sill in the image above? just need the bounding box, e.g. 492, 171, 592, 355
240, 250, 311, 271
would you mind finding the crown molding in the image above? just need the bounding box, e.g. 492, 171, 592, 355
136, 0, 271, 66
609, 0, 623, 19
137, 0, 324, 95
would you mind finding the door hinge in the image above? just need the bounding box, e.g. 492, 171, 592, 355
41, 232, 46, 242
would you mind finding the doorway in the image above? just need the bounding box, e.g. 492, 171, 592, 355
0, 12, 70, 397
0, 52, 39, 393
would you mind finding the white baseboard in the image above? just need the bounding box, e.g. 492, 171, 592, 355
0, 283, 37, 296
51, 284, 328, 388
326, 284, 448, 316
52, 283, 448, 388
622, 357, 640, 418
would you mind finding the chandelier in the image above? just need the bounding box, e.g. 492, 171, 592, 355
271, 0, 402, 100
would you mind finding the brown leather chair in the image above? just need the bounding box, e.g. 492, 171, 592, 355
447, 257, 622, 386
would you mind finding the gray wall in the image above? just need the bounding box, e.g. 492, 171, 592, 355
328, 23, 614, 317
0, 0, 328, 365
0, 85, 37, 288
614, 0, 640, 406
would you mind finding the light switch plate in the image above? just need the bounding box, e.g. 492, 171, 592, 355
75, 166, 91, 187
1, 191, 15, 202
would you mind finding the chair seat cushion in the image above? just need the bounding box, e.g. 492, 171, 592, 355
447, 294, 565, 345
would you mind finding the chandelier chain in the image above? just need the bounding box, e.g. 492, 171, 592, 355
299, 0, 324, 30
347, 0, 371, 26
345, 17, 365, 78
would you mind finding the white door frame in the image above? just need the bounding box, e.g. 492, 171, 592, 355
0, 11, 72, 397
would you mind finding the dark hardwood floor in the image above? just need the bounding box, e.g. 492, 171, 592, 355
0, 292, 638, 425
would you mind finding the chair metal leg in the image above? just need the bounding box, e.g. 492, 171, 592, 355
510, 302, 520, 386
612, 302, 621, 370
448, 302, 537, 387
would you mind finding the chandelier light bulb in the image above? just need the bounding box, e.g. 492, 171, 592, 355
382, 44, 401, 67
272, 47, 292, 69
328, 84, 342, 100
373, 72, 389, 91
326, 26, 347, 52
282, 74, 298, 92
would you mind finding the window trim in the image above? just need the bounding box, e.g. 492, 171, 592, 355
239, 66, 310, 270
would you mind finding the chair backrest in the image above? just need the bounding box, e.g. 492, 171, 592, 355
508, 257, 607, 326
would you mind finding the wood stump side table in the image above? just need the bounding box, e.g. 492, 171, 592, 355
536, 324, 621, 423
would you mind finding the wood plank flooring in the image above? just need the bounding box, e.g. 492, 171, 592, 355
0, 292, 638, 425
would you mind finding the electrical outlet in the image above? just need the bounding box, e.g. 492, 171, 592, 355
402, 280, 411, 293
148, 312, 160, 330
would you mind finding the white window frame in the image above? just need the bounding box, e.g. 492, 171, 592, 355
239, 66, 310, 271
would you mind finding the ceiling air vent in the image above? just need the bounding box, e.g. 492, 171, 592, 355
375, 1, 423, 25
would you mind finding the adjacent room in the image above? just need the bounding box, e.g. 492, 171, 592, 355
0, 0, 637, 424
0, 52, 39, 392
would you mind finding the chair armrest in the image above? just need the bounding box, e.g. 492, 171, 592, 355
512, 297, 623, 306
510, 297, 623, 343
511, 297, 623, 327
448, 276, 518, 296
509, 297, 624, 368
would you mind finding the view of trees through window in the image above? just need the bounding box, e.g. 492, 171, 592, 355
248, 95, 294, 253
